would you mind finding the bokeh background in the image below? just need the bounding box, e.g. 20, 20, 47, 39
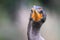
0, 0, 60, 40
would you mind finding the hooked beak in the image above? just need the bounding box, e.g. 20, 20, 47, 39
31, 8, 43, 22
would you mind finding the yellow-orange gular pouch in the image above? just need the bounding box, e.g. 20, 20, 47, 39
31, 8, 43, 22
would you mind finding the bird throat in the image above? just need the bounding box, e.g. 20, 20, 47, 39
29, 22, 42, 40
32, 22, 41, 35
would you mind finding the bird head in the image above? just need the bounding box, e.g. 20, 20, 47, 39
31, 5, 46, 22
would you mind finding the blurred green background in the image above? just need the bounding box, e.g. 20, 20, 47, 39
0, 0, 60, 40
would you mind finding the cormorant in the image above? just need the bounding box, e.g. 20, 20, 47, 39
27, 5, 46, 40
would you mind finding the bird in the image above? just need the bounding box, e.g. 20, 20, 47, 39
27, 5, 46, 40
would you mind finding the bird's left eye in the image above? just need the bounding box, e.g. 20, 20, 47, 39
31, 10, 33, 13
39, 11, 43, 13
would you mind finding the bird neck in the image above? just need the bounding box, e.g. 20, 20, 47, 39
32, 22, 42, 35
27, 21, 43, 40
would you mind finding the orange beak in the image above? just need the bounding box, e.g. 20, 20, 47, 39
31, 8, 43, 22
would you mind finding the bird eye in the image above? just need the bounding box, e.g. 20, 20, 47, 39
39, 11, 43, 13
31, 10, 33, 13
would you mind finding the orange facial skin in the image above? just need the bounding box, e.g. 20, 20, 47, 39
31, 8, 43, 22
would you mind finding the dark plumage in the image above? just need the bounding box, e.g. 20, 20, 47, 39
27, 5, 46, 40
